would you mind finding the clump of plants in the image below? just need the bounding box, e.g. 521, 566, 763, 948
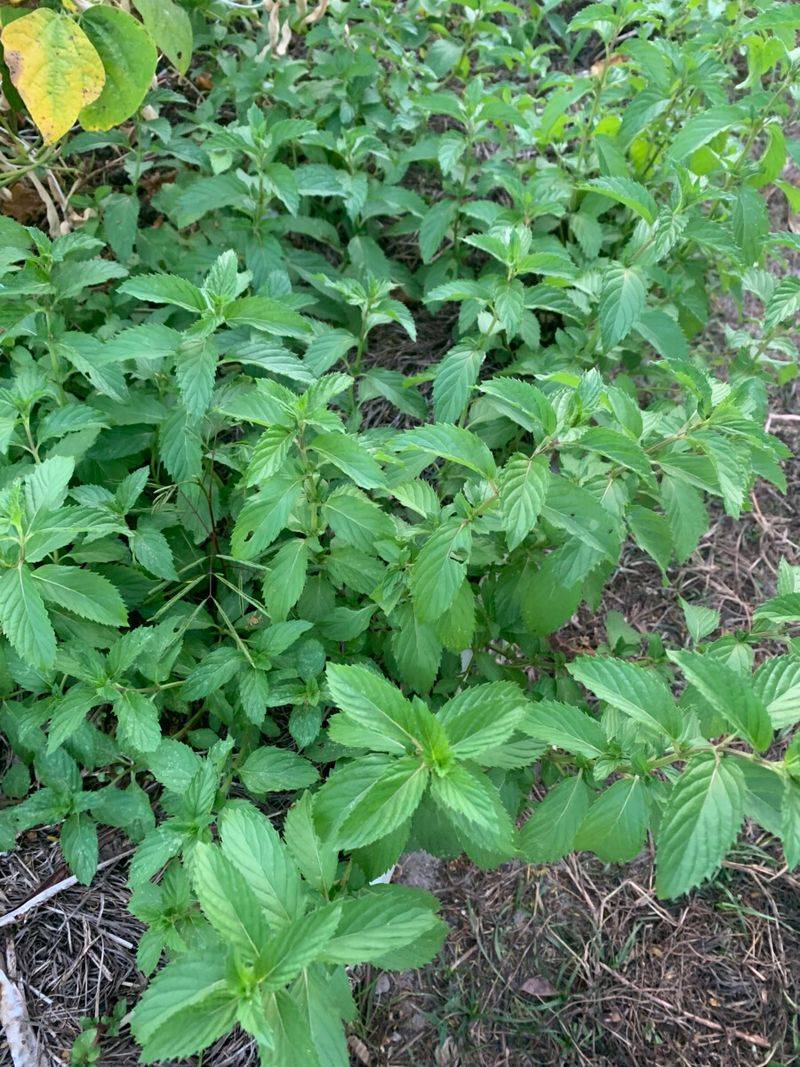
1, 0, 799, 1062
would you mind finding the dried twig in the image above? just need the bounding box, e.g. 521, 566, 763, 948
0, 966, 40, 1067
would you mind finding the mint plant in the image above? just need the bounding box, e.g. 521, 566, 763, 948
1, 0, 799, 1061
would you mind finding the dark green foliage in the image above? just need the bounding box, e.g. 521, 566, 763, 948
1, 1, 799, 1062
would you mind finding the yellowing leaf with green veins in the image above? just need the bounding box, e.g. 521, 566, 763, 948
1, 8, 105, 143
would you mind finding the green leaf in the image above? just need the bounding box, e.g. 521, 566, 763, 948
283, 792, 338, 898
518, 776, 591, 863
430, 763, 514, 850
581, 176, 657, 222
437, 682, 528, 760
131, 525, 178, 581
225, 295, 310, 338
310, 432, 386, 490
627, 504, 673, 572
260, 905, 342, 990
0, 564, 56, 671
114, 690, 161, 752
419, 199, 457, 263
119, 273, 205, 312
542, 476, 621, 561
634, 308, 689, 360
130, 956, 234, 1060
220, 803, 304, 926
498, 454, 550, 550
667, 104, 744, 161
401, 424, 496, 479
732, 186, 768, 265
679, 598, 720, 643
263, 539, 309, 622
655, 754, 745, 898
33, 565, 127, 626
239, 747, 319, 793
390, 604, 442, 693
322, 885, 442, 964
433, 341, 484, 423
753, 656, 800, 729
79, 6, 157, 130
580, 428, 653, 481
337, 757, 429, 849
322, 488, 395, 554
47, 684, 100, 753
61, 812, 98, 885
574, 778, 649, 862
521, 700, 607, 758
326, 663, 420, 754
191, 842, 270, 959
569, 656, 681, 739
176, 339, 216, 419
754, 593, 800, 624
598, 265, 646, 350
668, 650, 773, 751
410, 521, 471, 623
132, 0, 192, 74
781, 780, 800, 870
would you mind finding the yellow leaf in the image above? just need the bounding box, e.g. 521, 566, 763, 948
1, 8, 105, 143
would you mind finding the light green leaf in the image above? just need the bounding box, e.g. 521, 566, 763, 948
498, 454, 550, 550
220, 803, 304, 926
437, 682, 528, 759
569, 656, 681, 739
410, 521, 471, 623
310, 432, 386, 490
598, 265, 646, 350
326, 663, 420, 755
581, 176, 657, 222
668, 650, 773, 751
191, 842, 270, 959
0, 564, 56, 671
518, 776, 591, 863
337, 757, 429, 849
521, 700, 607, 758
574, 778, 649, 862
655, 754, 745, 898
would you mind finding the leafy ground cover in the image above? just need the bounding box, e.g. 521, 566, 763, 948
1, 1, 800, 1063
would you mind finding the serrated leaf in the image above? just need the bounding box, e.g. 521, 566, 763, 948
656, 754, 745, 898
0, 564, 56, 672
33, 565, 127, 627
437, 682, 528, 759
574, 778, 649, 862
521, 700, 607, 757
569, 656, 681, 739
410, 521, 471, 623
581, 176, 657, 222
133, 0, 192, 74
498, 454, 550, 550
598, 265, 646, 350
518, 776, 591, 863
668, 650, 773, 751
432, 341, 484, 423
